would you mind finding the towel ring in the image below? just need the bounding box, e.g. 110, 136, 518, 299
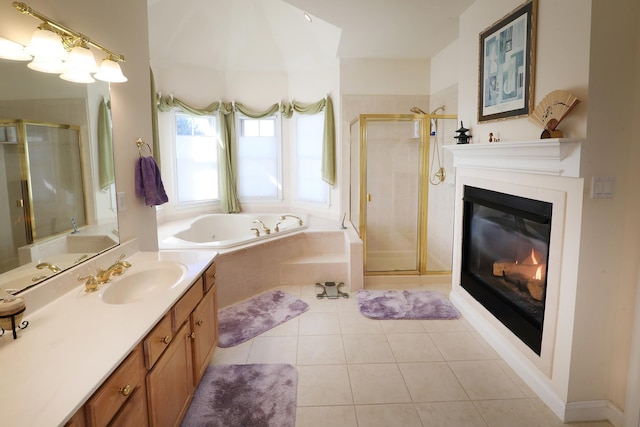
136, 138, 153, 157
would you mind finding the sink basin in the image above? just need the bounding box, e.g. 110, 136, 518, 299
100, 262, 187, 305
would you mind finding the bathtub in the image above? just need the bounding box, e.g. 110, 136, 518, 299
159, 213, 308, 250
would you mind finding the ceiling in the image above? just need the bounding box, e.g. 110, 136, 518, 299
147, 0, 475, 73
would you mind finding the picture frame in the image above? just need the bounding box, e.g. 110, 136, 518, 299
478, 0, 537, 122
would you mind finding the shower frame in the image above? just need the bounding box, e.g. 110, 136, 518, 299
350, 113, 457, 276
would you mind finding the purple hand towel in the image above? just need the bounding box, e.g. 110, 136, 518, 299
135, 156, 168, 206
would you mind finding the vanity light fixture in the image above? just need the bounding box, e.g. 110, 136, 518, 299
0, 36, 32, 61
8, 2, 127, 83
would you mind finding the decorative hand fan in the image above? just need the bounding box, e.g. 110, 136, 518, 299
529, 90, 580, 138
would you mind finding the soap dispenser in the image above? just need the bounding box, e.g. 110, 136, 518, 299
0, 289, 28, 339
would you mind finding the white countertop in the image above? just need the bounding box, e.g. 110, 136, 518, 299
0, 250, 216, 427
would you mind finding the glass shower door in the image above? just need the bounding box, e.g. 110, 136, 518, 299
362, 116, 425, 274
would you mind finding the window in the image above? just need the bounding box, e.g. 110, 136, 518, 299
236, 116, 281, 200
174, 113, 218, 204
295, 113, 329, 204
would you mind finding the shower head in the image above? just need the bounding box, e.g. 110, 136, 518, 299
430, 105, 445, 115
410, 106, 427, 114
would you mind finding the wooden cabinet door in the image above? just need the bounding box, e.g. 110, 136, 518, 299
191, 286, 218, 385
109, 385, 148, 427
146, 323, 194, 427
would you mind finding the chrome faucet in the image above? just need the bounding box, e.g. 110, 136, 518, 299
250, 227, 260, 237
252, 219, 271, 235
274, 221, 283, 232
36, 262, 62, 273
96, 254, 132, 284
279, 214, 303, 226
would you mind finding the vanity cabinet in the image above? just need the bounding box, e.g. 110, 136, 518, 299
67, 260, 218, 427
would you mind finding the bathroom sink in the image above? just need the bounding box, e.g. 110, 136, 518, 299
100, 262, 187, 305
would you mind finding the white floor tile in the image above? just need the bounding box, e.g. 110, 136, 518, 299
299, 311, 342, 335
415, 401, 489, 427
297, 365, 353, 406
348, 363, 412, 404
399, 361, 469, 402
296, 406, 358, 427
246, 336, 298, 364
448, 360, 525, 400
297, 335, 346, 365
354, 403, 423, 427
387, 333, 443, 362
342, 334, 395, 363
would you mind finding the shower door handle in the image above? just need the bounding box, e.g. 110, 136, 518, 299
367, 193, 372, 202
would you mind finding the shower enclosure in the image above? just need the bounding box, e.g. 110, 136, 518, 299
349, 113, 456, 276
0, 120, 86, 273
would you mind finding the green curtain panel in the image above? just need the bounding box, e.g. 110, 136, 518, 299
97, 98, 115, 190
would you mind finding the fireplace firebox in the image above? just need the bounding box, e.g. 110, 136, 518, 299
460, 186, 552, 355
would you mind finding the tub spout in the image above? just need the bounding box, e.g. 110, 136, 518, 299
279, 214, 303, 226
252, 220, 270, 234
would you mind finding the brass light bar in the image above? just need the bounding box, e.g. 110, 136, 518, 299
12, 2, 125, 62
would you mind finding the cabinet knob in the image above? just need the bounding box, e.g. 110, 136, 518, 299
119, 384, 132, 397
161, 335, 171, 345
196, 320, 204, 326
189, 332, 196, 339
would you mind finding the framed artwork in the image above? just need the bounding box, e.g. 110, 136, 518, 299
478, 0, 537, 122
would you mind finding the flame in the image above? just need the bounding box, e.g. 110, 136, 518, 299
530, 248, 539, 265
535, 265, 542, 280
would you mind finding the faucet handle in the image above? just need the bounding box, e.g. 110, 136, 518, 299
78, 275, 99, 293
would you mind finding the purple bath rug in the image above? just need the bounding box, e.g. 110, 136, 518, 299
356, 289, 460, 320
181, 364, 297, 427
217, 290, 309, 347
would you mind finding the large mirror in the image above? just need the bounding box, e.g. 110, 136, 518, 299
0, 59, 119, 297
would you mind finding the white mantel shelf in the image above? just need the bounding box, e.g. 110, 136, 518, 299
444, 138, 583, 178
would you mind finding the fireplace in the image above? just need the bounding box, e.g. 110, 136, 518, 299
460, 185, 552, 355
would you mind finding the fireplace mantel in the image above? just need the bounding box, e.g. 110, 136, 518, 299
444, 138, 583, 177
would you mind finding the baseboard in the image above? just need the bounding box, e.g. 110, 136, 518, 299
564, 400, 623, 426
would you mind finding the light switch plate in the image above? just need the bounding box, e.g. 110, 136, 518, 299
117, 192, 127, 211
591, 176, 614, 199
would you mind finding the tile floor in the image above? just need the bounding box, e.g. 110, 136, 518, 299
211, 282, 613, 427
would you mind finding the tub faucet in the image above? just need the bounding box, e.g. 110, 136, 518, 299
252, 219, 271, 235
250, 227, 260, 237
96, 254, 132, 284
279, 214, 303, 226
36, 262, 62, 273
274, 221, 283, 232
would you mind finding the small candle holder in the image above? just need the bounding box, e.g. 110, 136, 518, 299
0, 307, 28, 339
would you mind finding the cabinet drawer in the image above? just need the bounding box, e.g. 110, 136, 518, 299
172, 278, 203, 331
85, 345, 145, 427
203, 262, 216, 293
144, 313, 173, 369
